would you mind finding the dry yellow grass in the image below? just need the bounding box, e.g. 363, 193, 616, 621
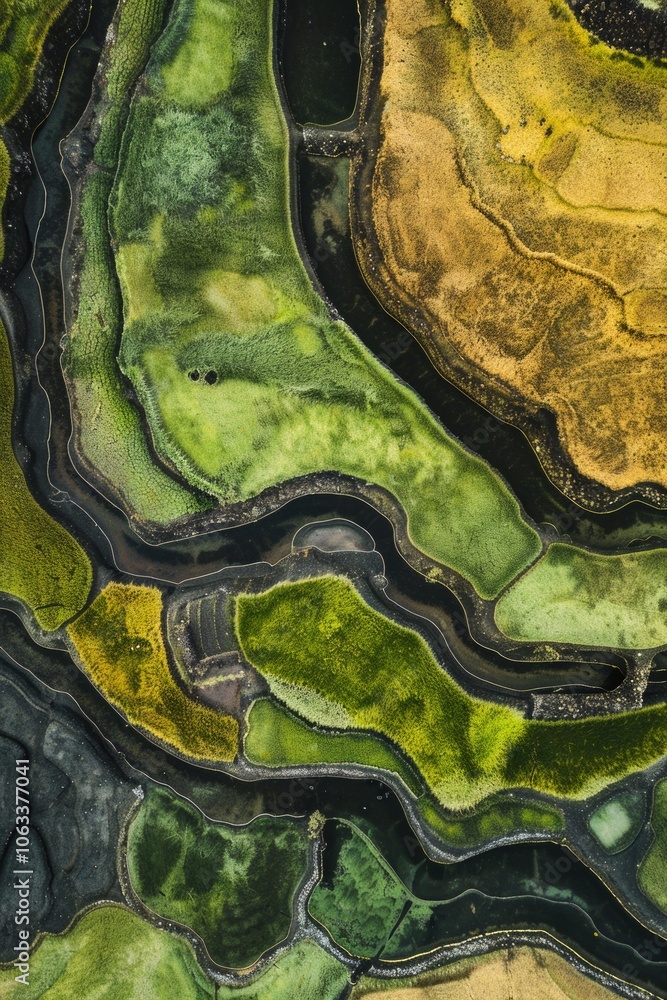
353, 946, 622, 998
355, 0, 667, 492
67, 582, 238, 761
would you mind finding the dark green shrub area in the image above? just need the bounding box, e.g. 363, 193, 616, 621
128, 786, 310, 968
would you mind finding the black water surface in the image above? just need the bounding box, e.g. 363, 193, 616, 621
279, 0, 361, 125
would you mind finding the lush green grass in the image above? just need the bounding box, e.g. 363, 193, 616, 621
587, 791, 645, 855
106, 0, 539, 598
128, 786, 310, 968
0, 904, 214, 999
0, 322, 92, 630
496, 542, 667, 648
245, 698, 563, 846
67, 582, 238, 761
245, 698, 423, 795
94, 0, 170, 168
62, 0, 210, 525
236, 576, 667, 809
639, 778, 667, 912
217, 940, 349, 999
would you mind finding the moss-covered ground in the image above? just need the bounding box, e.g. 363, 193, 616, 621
310, 820, 445, 961
0, 905, 214, 999
237, 576, 667, 810
245, 698, 564, 846
128, 786, 310, 968
0, 322, 91, 630
104, 0, 540, 598
638, 777, 667, 912
217, 940, 349, 999
495, 543, 667, 649
67, 581, 238, 761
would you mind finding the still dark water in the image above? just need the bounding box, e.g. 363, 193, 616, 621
279, 0, 361, 124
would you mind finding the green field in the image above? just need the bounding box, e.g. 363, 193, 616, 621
67, 582, 238, 761
128, 786, 310, 968
237, 576, 667, 809
245, 698, 563, 846
0, 905, 214, 999
103, 0, 539, 598
0, 322, 92, 630
217, 940, 349, 999
61, 0, 210, 525
638, 778, 667, 912
495, 543, 667, 648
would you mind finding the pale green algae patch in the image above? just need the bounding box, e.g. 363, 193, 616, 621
0, 905, 214, 999
245, 698, 564, 846
588, 791, 644, 854
495, 543, 667, 648
0, 322, 91, 630
236, 575, 667, 810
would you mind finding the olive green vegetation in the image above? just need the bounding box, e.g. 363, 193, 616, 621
245, 698, 564, 846
0, 0, 73, 260
128, 786, 310, 969
587, 790, 645, 855
0, 905, 214, 999
245, 698, 423, 795
67, 582, 238, 761
310, 821, 441, 961
62, 0, 210, 525
496, 543, 667, 649
0, 323, 91, 630
236, 576, 667, 810
217, 940, 349, 1000
419, 794, 563, 848
94, 0, 170, 169
107, 0, 539, 598
639, 778, 667, 912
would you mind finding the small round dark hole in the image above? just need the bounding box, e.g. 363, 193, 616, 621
188, 370, 200, 381
204, 370, 218, 385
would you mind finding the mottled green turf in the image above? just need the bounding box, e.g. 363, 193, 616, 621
0, 323, 91, 630
0, 905, 214, 998
237, 576, 667, 809
107, 0, 539, 598
128, 786, 310, 968
639, 778, 667, 912
495, 543, 667, 649
217, 940, 349, 999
